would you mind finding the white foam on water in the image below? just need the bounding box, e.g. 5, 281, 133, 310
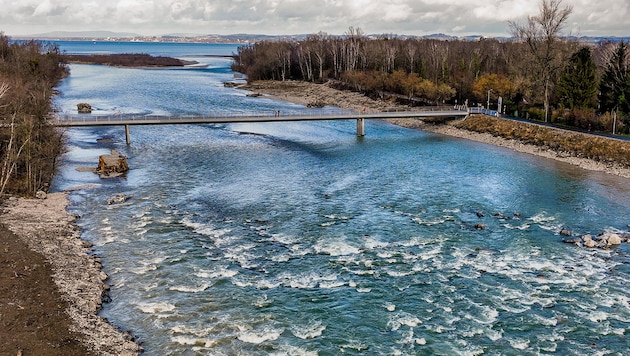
237, 326, 283, 344
130, 264, 159, 275
181, 216, 231, 238
508, 338, 530, 350
231, 277, 253, 288
253, 294, 272, 308
464, 302, 499, 325
424, 324, 455, 333
388, 312, 422, 331
290, 321, 326, 339
397, 328, 427, 350
340, 339, 368, 352
171, 335, 216, 348
412, 217, 450, 226
256, 278, 282, 289
132, 217, 152, 229
418, 245, 443, 261
168, 283, 212, 293
384, 268, 415, 277
323, 214, 351, 220
531, 313, 558, 327
314, 239, 360, 256
528, 212, 562, 232
363, 236, 389, 250
356, 287, 371, 293
483, 329, 503, 342
588, 310, 609, 323
503, 222, 531, 230
269, 345, 318, 356
278, 271, 341, 289
137, 301, 176, 314
384, 302, 396, 312
271, 253, 290, 262
319, 280, 345, 289
269, 233, 298, 245
528, 212, 556, 224
195, 267, 239, 279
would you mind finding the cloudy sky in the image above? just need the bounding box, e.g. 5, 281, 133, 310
1, 0, 628, 37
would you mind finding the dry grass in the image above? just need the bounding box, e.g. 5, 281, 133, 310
455, 115, 630, 167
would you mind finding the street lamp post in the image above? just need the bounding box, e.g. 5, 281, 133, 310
487, 89, 493, 110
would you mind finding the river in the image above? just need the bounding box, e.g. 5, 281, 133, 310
51, 41, 630, 355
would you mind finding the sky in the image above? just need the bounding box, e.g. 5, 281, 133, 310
1, 0, 628, 38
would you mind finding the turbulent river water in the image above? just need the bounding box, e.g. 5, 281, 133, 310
51, 41, 630, 355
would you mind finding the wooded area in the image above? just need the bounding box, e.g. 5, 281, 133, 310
63, 53, 187, 67
0, 34, 68, 196
233, 2, 630, 134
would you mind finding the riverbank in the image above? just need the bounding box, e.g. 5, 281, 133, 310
241, 80, 630, 179
0, 192, 142, 356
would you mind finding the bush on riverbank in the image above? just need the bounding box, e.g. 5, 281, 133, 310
0, 34, 68, 196
455, 115, 630, 167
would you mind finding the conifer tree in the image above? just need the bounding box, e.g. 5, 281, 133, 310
556, 47, 598, 109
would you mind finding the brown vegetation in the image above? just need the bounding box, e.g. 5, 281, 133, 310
455, 115, 630, 167
62, 53, 187, 67
0, 34, 68, 196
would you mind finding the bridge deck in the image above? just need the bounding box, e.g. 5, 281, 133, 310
52, 110, 468, 127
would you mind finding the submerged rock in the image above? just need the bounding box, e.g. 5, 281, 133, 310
106, 193, 132, 205
559, 228, 572, 237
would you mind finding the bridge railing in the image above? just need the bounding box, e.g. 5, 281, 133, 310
55, 108, 356, 123
54, 105, 467, 124
467, 107, 499, 116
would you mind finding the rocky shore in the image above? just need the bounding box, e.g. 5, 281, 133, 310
241, 80, 630, 179
1, 192, 141, 355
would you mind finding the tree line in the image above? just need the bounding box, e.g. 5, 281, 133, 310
63, 53, 188, 67
232, 1, 630, 134
0, 34, 68, 196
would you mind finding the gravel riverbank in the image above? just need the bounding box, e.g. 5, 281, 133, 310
1, 192, 142, 355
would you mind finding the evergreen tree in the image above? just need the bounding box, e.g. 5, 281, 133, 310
599, 42, 630, 115
556, 47, 598, 109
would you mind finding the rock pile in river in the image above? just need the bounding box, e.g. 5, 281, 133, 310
563, 231, 629, 249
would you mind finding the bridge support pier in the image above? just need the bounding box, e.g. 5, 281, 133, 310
356, 118, 365, 137
125, 125, 131, 145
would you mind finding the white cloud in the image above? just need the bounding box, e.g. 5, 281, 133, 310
0, 0, 627, 37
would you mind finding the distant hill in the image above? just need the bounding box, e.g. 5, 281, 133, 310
12, 30, 630, 45
15, 30, 142, 39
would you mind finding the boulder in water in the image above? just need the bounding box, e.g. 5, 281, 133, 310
97, 150, 129, 178
77, 102, 92, 113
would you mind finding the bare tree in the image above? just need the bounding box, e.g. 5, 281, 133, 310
509, 0, 573, 122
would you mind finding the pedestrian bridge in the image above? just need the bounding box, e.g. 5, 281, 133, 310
52, 108, 469, 144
